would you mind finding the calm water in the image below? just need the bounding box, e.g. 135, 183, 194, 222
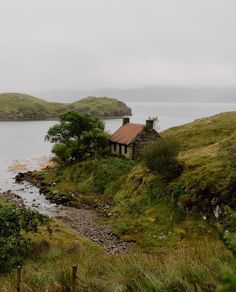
108, 102, 236, 132
0, 102, 235, 213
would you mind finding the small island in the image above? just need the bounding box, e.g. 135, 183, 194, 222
0, 93, 132, 121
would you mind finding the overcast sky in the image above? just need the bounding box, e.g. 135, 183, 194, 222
0, 0, 236, 92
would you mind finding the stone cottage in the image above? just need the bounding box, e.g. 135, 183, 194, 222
109, 116, 160, 159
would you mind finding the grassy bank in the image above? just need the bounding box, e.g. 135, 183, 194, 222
1, 112, 235, 290
0, 93, 131, 120
0, 211, 234, 291
34, 112, 236, 249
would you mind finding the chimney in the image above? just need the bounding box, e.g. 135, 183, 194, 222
146, 118, 154, 130
123, 116, 130, 126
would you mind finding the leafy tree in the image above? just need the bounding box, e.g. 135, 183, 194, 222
45, 111, 109, 163
142, 137, 182, 179
0, 204, 51, 273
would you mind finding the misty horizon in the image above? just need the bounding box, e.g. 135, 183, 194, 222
10, 86, 236, 104
1, 0, 236, 94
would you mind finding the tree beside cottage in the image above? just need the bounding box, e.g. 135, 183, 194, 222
109, 116, 160, 159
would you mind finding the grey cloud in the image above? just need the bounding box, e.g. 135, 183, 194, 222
0, 0, 236, 92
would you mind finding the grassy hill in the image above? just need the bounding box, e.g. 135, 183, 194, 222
70, 96, 132, 118
162, 112, 236, 211
33, 112, 236, 245
0, 208, 232, 291
0, 112, 235, 290
0, 201, 231, 291
0, 93, 131, 120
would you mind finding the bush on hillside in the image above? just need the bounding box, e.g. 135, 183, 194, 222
142, 137, 182, 179
45, 111, 109, 163
0, 204, 51, 274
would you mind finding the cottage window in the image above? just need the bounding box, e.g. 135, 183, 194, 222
114, 144, 117, 151
124, 145, 128, 154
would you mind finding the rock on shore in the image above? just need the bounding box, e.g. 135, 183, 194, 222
0, 190, 25, 207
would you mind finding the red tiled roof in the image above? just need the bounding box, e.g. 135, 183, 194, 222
110, 123, 145, 145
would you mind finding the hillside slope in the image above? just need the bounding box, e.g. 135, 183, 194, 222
1, 112, 235, 290
30, 111, 236, 250
0, 93, 131, 120
163, 112, 236, 213
0, 199, 232, 291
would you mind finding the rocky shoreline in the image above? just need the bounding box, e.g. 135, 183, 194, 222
15, 171, 80, 206
56, 206, 132, 253
0, 190, 25, 207
14, 171, 133, 254
16, 171, 46, 191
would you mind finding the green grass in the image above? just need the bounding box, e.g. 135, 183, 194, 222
1, 112, 235, 290
163, 112, 236, 150
34, 160, 223, 251
71, 96, 132, 118
0, 93, 131, 120
0, 198, 15, 207
0, 219, 234, 291
35, 112, 236, 249
162, 112, 236, 214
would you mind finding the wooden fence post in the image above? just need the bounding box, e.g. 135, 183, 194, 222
72, 265, 77, 291
16, 266, 22, 292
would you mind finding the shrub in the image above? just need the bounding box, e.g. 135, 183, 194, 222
0, 204, 51, 274
142, 137, 182, 179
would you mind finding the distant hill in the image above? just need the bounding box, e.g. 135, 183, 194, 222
0, 93, 131, 121
34, 86, 236, 103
